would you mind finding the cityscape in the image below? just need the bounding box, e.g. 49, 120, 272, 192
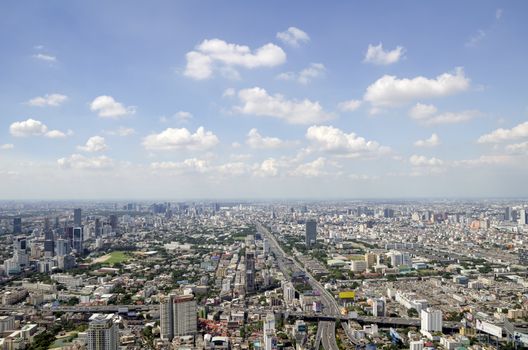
1, 1, 528, 350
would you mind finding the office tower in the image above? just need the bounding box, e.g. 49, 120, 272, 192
383, 208, 394, 218
54, 216, 60, 229
519, 209, 527, 225
73, 227, 83, 254
13, 218, 22, 234
305, 220, 317, 247
73, 208, 82, 227
109, 215, 118, 232
504, 207, 512, 221
95, 218, 101, 237
44, 217, 50, 232
283, 282, 295, 305
87, 314, 119, 350
44, 229, 55, 257
263, 313, 277, 350
263, 238, 270, 255
372, 299, 385, 317
55, 238, 70, 257
519, 249, 528, 266
245, 251, 256, 293
421, 308, 443, 333
160, 294, 197, 341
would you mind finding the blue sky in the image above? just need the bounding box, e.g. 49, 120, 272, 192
1, 1, 528, 199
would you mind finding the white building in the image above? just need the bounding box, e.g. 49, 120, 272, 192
160, 294, 197, 341
421, 308, 443, 333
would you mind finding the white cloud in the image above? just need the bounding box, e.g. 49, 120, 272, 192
151, 158, 210, 173
105, 127, 135, 137
217, 162, 250, 176
0, 144, 14, 150
90, 95, 136, 118
234, 87, 333, 125
338, 99, 362, 112
305, 125, 390, 158
142, 126, 219, 151
409, 155, 444, 167
496, 8, 503, 20
57, 154, 114, 170
409, 103, 478, 125
364, 67, 470, 107
414, 133, 440, 147
33, 53, 56, 62
477, 121, 528, 143
77, 136, 108, 152
28, 93, 67, 107
9, 118, 70, 138
276, 27, 310, 47
246, 128, 284, 149
505, 141, 528, 154
466, 30, 487, 47
184, 39, 286, 80
454, 155, 514, 167
254, 158, 279, 177
276, 63, 325, 84
223, 88, 236, 97
363, 43, 405, 65
290, 157, 327, 177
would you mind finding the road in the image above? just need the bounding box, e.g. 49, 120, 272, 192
257, 222, 341, 350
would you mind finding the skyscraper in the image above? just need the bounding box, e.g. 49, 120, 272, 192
73, 227, 83, 254
44, 228, 55, 257
13, 218, 22, 234
109, 215, 118, 232
160, 294, 197, 341
73, 208, 82, 227
263, 313, 277, 350
245, 251, 256, 293
95, 218, 101, 237
87, 314, 119, 350
305, 220, 317, 247
519, 209, 527, 225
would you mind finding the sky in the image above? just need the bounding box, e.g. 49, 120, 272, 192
1, 1, 528, 200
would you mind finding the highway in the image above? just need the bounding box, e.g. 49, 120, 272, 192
256, 222, 341, 350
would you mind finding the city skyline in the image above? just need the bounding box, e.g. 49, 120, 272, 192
1, 1, 528, 199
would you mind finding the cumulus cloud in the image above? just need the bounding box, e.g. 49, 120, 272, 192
338, 99, 362, 112
90, 95, 136, 118
409, 103, 478, 125
33, 53, 56, 62
246, 128, 284, 149
217, 162, 250, 176
305, 125, 390, 158
184, 39, 286, 80
414, 133, 440, 147
363, 43, 405, 65
174, 111, 193, 123
453, 155, 514, 167
477, 121, 528, 143
28, 93, 67, 107
290, 157, 327, 177
254, 158, 279, 177
0, 144, 14, 150
276, 27, 310, 47
9, 118, 69, 138
505, 141, 528, 154
77, 136, 108, 152
364, 67, 470, 107
276, 63, 325, 84
57, 154, 114, 170
409, 155, 444, 166
142, 126, 219, 151
233, 87, 333, 125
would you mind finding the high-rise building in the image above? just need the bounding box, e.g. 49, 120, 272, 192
87, 314, 119, 350
55, 238, 70, 257
245, 251, 256, 293
73, 208, 82, 227
44, 229, 55, 257
109, 215, 118, 232
13, 218, 22, 234
519, 209, 527, 225
372, 299, 385, 317
263, 313, 277, 350
305, 220, 317, 247
95, 218, 101, 237
73, 227, 83, 254
421, 308, 443, 333
519, 249, 528, 266
160, 294, 197, 341
504, 207, 512, 221
365, 253, 377, 269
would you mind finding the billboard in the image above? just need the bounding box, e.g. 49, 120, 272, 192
339, 291, 356, 299
476, 319, 503, 338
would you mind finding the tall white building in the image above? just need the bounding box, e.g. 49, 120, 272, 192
87, 314, 118, 350
160, 294, 197, 341
421, 308, 443, 333
263, 313, 277, 350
